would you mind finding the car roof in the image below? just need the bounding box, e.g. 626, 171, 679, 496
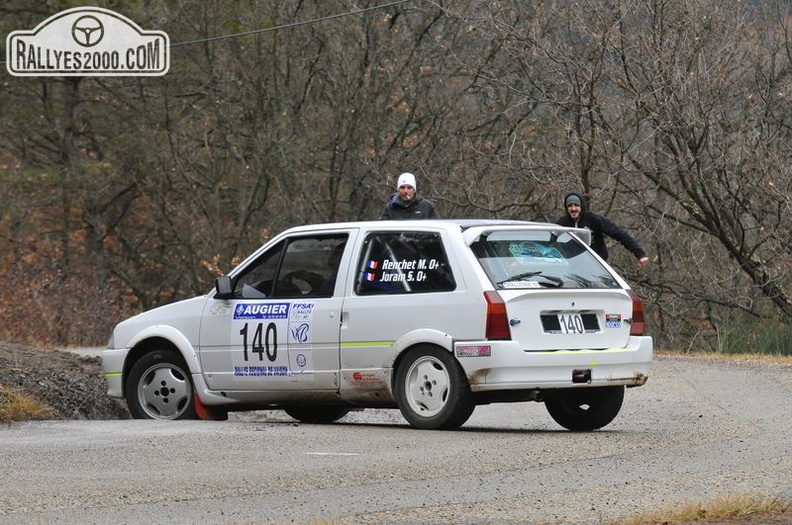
232, 218, 592, 278
281, 218, 552, 234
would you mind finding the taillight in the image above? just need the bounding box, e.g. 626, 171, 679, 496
484, 291, 511, 340
627, 290, 645, 336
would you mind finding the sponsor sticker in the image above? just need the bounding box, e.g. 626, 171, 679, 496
209, 303, 231, 315
290, 323, 311, 344
456, 345, 492, 357
233, 366, 290, 377
288, 302, 314, 376
501, 281, 541, 289
350, 371, 385, 389
605, 314, 622, 329
233, 302, 290, 320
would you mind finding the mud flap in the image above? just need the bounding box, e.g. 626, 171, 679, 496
194, 395, 228, 421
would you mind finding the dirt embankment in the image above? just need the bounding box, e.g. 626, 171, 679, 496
0, 342, 129, 420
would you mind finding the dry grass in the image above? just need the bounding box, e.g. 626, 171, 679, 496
619, 495, 791, 524
655, 349, 792, 365
0, 385, 55, 421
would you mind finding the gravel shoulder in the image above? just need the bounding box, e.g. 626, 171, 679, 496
0, 342, 129, 420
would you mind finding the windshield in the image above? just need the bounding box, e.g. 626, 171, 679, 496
470, 230, 620, 289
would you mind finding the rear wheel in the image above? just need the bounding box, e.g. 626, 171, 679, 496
544, 386, 624, 431
394, 345, 474, 430
284, 406, 350, 424
125, 349, 197, 420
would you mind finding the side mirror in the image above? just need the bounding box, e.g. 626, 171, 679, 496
215, 275, 234, 299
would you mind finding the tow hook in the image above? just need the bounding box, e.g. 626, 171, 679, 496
572, 369, 592, 383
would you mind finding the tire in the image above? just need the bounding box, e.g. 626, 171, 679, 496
544, 386, 624, 431
394, 345, 475, 430
283, 406, 350, 424
125, 349, 198, 420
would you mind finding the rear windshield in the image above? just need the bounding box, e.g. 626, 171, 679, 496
470, 230, 620, 289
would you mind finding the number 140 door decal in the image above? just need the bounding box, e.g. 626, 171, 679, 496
230, 302, 316, 379
239, 322, 277, 362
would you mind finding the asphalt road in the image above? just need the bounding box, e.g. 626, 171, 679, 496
1, 355, 790, 524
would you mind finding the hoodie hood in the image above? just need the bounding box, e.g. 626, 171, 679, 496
563, 190, 588, 218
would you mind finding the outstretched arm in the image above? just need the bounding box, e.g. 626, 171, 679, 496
599, 215, 649, 267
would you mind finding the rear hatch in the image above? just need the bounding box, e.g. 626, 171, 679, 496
466, 224, 634, 351
499, 288, 633, 351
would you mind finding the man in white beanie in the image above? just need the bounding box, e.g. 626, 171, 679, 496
379, 172, 439, 220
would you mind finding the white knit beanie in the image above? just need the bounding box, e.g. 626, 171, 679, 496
396, 172, 417, 190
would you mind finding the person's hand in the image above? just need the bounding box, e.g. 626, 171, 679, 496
638, 257, 649, 269
287, 269, 323, 289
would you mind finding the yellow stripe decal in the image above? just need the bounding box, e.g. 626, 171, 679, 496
104, 372, 122, 377
340, 341, 394, 348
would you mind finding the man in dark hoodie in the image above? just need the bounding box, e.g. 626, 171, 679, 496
556, 190, 649, 268
380, 172, 439, 220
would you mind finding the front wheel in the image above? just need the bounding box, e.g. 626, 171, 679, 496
125, 349, 197, 420
284, 406, 350, 424
544, 386, 624, 431
394, 345, 474, 430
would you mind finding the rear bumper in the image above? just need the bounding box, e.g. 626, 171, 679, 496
455, 336, 653, 391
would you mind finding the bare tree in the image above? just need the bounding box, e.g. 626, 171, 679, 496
457, 0, 792, 347
3, 0, 792, 349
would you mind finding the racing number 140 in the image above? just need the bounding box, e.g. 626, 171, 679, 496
239, 322, 277, 362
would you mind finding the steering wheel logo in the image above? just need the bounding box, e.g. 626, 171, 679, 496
71, 15, 104, 47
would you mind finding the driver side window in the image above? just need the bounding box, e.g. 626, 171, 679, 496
230, 235, 348, 299
231, 240, 284, 299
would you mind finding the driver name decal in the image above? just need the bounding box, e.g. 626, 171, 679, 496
365, 258, 439, 283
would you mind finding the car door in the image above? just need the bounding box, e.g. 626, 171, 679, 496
339, 230, 474, 395
198, 232, 353, 392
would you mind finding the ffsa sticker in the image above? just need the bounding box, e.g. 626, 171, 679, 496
288, 303, 315, 376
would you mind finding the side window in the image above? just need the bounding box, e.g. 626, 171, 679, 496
230, 235, 348, 299
355, 232, 455, 295
231, 240, 285, 299
277, 235, 347, 298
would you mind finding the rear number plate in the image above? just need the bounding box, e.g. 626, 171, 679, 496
558, 313, 585, 334
540, 313, 600, 333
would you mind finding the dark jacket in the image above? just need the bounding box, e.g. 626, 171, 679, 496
555, 190, 646, 262
380, 193, 438, 220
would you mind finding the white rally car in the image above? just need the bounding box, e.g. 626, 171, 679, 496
103, 219, 652, 431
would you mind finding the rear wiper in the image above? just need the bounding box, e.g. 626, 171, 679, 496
497, 271, 543, 286
498, 271, 564, 288
536, 275, 564, 288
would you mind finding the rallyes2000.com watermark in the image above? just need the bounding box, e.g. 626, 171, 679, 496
6, 6, 169, 77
